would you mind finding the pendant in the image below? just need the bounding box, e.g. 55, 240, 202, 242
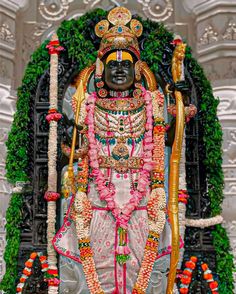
115, 227, 131, 265
111, 137, 130, 173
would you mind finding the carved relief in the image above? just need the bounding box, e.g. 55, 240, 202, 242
222, 129, 236, 165
33, 22, 52, 38
0, 23, 14, 43
137, 0, 173, 21
198, 18, 236, 48
223, 20, 236, 41
39, 0, 75, 21
199, 25, 218, 45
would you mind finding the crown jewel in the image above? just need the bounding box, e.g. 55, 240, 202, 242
95, 7, 143, 59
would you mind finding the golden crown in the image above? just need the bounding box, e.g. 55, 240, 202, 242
95, 7, 143, 60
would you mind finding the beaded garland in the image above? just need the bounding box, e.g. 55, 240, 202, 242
71, 86, 167, 293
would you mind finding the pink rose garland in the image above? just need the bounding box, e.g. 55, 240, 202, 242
86, 89, 154, 230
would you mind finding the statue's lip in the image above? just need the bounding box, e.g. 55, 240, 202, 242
114, 74, 126, 78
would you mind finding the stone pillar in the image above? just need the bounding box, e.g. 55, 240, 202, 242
0, 0, 29, 285
183, 0, 236, 287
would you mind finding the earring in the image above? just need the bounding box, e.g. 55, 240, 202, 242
95, 58, 105, 88
133, 82, 142, 99
98, 88, 108, 98
95, 57, 107, 97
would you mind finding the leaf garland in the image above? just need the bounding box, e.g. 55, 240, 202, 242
0, 8, 234, 294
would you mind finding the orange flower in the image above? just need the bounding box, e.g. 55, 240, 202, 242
201, 263, 208, 271
20, 277, 26, 283
185, 261, 196, 270
204, 273, 213, 280
190, 256, 197, 263
16, 287, 22, 292
23, 269, 31, 276
25, 261, 33, 268
30, 252, 37, 259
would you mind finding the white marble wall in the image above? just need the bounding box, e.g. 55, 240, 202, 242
0, 0, 235, 290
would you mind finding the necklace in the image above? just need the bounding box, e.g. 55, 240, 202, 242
94, 106, 146, 135
109, 89, 130, 98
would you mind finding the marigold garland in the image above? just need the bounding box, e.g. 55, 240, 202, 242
179, 256, 197, 293
201, 263, 219, 294
16, 252, 48, 293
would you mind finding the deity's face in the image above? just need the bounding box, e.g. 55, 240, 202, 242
104, 58, 135, 91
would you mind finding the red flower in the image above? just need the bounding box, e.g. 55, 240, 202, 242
190, 256, 197, 263
185, 261, 196, 270
209, 281, 218, 289
39, 255, 47, 262
181, 276, 192, 285
23, 269, 31, 276
179, 288, 189, 294
183, 269, 192, 277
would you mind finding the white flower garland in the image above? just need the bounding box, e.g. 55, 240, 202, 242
46, 34, 60, 294
185, 215, 223, 228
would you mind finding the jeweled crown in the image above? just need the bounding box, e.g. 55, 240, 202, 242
95, 7, 143, 60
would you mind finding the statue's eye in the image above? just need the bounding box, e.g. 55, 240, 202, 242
108, 60, 117, 68
122, 60, 131, 68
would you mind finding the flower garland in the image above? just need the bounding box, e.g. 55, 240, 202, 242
185, 215, 223, 228
201, 263, 219, 293
179, 258, 219, 293
45, 34, 63, 294
16, 252, 48, 293
179, 256, 198, 293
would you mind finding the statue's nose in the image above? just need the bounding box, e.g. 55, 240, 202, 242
116, 62, 124, 72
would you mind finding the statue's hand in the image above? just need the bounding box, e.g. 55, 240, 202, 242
61, 113, 83, 146
165, 118, 175, 147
